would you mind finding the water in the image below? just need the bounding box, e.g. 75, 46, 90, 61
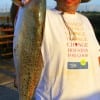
0, 0, 12, 12
0, 0, 56, 13
0, 0, 100, 12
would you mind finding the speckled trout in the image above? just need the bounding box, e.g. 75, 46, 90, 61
12, 0, 46, 100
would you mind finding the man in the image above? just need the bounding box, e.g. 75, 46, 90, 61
14, 0, 100, 99
35, 0, 100, 99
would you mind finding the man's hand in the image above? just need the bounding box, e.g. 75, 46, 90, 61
22, 0, 31, 5
12, 0, 23, 7
12, 0, 31, 7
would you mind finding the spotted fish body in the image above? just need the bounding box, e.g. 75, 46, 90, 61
13, 0, 46, 99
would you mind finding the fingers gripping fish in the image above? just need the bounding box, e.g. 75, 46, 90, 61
12, 0, 46, 99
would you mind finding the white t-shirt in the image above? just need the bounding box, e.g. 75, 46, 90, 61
35, 9, 100, 100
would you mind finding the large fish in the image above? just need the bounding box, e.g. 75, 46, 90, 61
12, 0, 46, 99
